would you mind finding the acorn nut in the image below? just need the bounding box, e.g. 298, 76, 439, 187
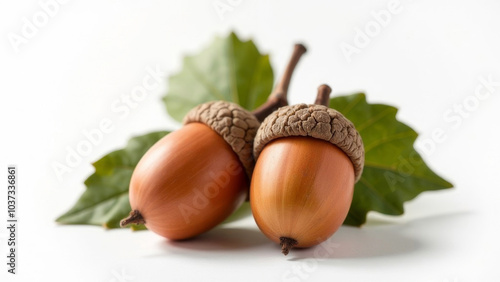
250, 85, 365, 255
121, 102, 258, 240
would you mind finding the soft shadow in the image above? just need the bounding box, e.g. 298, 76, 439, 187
289, 211, 471, 260
289, 225, 419, 261
162, 227, 271, 252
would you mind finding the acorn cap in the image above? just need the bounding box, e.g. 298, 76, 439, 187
253, 104, 365, 182
183, 101, 260, 178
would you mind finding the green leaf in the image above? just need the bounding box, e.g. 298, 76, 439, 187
329, 94, 453, 226
222, 202, 252, 224
163, 32, 274, 122
56, 131, 169, 229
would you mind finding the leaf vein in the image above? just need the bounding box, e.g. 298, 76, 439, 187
227, 37, 239, 104
363, 162, 452, 187
59, 188, 129, 220
338, 94, 364, 115
364, 131, 417, 153
357, 108, 394, 133
359, 177, 403, 214
185, 60, 226, 101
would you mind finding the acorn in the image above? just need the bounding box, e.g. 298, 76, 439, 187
250, 85, 364, 255
120, 44, 307, 240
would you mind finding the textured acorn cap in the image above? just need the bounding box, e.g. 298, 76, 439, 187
183, 101, 260, 178
254, 104, 365, 182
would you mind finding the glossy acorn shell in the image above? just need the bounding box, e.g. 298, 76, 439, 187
129, 122, 247, 240
250, 136, 355, 247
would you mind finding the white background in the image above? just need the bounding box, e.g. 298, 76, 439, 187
1, 0, 500, 281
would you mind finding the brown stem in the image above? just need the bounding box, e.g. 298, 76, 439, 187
280, 237, 298, 256
120, 210, 145, 227
314, 84, 332, 106
252, 44, 307, 122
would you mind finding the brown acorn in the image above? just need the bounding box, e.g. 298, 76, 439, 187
250, 85, 365, 255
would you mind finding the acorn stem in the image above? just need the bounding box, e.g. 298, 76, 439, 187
252, 44, 307, 122
314, 84, 332, 106
120, 210, 145, 227
280, 237, 298, 256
